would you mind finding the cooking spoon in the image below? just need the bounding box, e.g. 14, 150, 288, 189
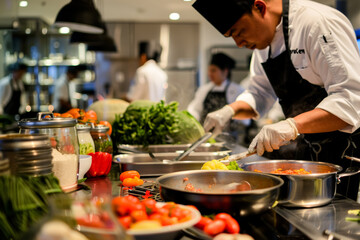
172, 132, 213, 161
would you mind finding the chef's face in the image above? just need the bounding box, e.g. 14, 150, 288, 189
208, 65, 228, 86
224, 4, 275, 50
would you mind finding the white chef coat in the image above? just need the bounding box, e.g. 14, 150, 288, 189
0, 75, 27, 115
127, 60, 168, 102
52, 74, 77, 111
187, 79, 245, 121
236, 0, 360, 133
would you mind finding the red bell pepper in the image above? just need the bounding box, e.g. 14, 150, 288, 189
87, 152, 112, 177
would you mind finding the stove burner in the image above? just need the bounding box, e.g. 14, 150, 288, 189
128, 180, 162, 202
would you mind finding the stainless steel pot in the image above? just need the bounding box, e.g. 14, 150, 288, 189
157, 170, 284, 216
240, 160, 360, 208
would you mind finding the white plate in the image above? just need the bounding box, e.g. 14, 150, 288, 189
127, 203, 201, 239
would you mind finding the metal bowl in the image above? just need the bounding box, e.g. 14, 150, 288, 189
157, 170, 283, 216
240, 160, 344, 207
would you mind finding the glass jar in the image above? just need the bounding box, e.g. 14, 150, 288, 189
76, 124, 95, 155
18, 112, 79, 190
87, 125, 113, 178
90, 125, 113, 154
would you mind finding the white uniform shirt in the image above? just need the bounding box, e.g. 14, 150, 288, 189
236, 0, 360, 133
187, 79, 245, 121
127, 60, 168, 102
0, 75, 27, 115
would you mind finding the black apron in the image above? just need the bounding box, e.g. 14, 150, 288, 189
3, 79, 21, 117
200, 82, 230, 125
261, 0, 360, 200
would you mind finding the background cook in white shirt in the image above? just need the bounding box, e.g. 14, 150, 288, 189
127, 41, 167, 102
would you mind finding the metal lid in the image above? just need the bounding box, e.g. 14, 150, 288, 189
76, 124, 91, 132
90, 124, 109, 133
0, 133, 51, 150
18, 112, 77, 128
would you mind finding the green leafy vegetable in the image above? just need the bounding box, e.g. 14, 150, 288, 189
226, 161, 244, 171
112, 100, 204, 147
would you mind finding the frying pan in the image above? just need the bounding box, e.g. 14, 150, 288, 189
157, 170, 284, 216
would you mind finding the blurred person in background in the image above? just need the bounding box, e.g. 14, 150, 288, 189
188, 52, 251, 143
0, 62, 28, 120
126, 41, 168, 102
53, 65, 85, 113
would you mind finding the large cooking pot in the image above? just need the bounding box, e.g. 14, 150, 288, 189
157, 170, 284, 216
240, 160, 360, 208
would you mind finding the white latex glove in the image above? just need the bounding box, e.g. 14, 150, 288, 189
203, 105, 234, 137
248, 118, 298, 155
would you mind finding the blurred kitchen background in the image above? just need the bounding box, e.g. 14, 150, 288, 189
0, 0, 359, 113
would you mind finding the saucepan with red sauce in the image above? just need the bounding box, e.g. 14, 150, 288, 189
157, 170, 283, 216
240, 160, 360, 208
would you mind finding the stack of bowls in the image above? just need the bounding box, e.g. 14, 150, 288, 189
0, 152, 10, 175
0, 134, 53, 176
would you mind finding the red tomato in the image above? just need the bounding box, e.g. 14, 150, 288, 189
160, 216, 178, 226
169, 206, 183, 219
130, 203, 146, 212
215, 213, 240, 234
122, 177, 144, 187
130, 210, 148, 222
83, 110, 97, 122
76, 215, 105, 228
149, 213, 162, 221
141, 198, 157, 214
195, 216, 213, 230
123, 195, 140, 204
112, 197, 130, 216
204, 219, 226, 236
120, 171, 141, 182
118, 216, 132, 229
156, 207, 169, 216
98, 120, 112, 135
67, 108, 81, 119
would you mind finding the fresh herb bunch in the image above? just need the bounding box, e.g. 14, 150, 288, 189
112, 100, 180, 147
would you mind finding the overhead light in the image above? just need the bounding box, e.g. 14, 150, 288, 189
59, 27, 70, 34
25, 28, 31, 34
19, 1, 28, 7
183, 0, 192, 2
71, 22, 117, 52
54, 0, 104, 34
169, 13, 180, 21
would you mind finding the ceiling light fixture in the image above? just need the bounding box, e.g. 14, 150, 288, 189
59, 27, 70, 34
169, 12, 180, 21
19, 1, 28, 7
54, 0, 104, 34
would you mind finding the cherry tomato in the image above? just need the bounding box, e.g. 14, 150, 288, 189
130, 203, 146, 213
123, 195, 140, 204
66, 108, 81, 119
122, 177, 144, 187
141, 198, 157, 214
169, 206, 183, 219
120, 171, 141, 182
118, 216, 132, 229
215, 213, 240, 234
130, 210, 148, 222
149, 213, 162, 221
98, 120, 112, 135
156, 207, 169, 216
160, 216, 178, 226
195, 216, 213, 230
112, 197, 130, 216
203, 219, 226, 236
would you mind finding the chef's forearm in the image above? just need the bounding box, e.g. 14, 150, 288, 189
229, 100, 257, 119
294, 108, 349, 134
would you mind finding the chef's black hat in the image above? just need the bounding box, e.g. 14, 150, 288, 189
192, 0, 254, 35
210, 53, 236, 70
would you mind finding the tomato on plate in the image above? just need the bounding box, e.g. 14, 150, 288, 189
141, 198, 157, 214
215, 213, 240, 234
204, 219, 226, 236
118, 216, 132, 229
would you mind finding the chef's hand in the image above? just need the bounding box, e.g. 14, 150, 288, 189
203, 105, 234, 137
248, 118, 299, 155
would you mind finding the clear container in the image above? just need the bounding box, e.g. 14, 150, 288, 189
76, 124, 95, 155
18, 112, 79, 190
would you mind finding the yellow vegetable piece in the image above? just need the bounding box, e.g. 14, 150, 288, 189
130, 220, 162, 230
201, 160, 228, 170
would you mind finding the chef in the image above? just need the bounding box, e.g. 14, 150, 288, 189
0, 62, 28, 119
187, 52, 245, 123
193, 0, 360, 200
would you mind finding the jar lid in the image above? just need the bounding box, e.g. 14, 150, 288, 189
76, 124, 91, 132
0, 133, 51, 150
18, 112, 77, 128
90, 124, 109, 133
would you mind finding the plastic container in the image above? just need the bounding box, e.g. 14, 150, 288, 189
76, 124, 95, 155
19, 112, 79, 190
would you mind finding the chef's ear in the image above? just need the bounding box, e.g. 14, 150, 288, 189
254, 0, 267, 16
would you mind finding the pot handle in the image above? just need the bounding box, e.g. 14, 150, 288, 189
337, 166, 360, 183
